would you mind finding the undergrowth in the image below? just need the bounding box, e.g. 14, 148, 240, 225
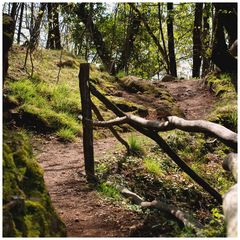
95, 130, 234, 237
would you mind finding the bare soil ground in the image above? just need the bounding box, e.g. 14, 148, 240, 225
160, 79, 216, 119
33, 79, 217, 237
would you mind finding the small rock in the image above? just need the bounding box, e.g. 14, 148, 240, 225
75, 218, 80, 223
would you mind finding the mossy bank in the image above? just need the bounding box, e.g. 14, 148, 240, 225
3, 127, 66, 237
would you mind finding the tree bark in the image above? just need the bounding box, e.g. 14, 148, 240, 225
117, 7, 141, 74
46, 3, 62, 49
201, 3, 211, 77
88, 114, 237, 151
76, 3, 112, 73
129, 3, 170, 74
211, 3, 237, 91
167, 3, 177, 77
17, 3, 24, 44
192, 3, 203, 78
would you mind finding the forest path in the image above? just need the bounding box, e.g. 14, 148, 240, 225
160, 79, 216, 119
33, 78, 216, 237
33, 136, 143, 237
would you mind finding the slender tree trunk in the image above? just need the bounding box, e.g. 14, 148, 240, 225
10, 3, 18, 43
192, 3, 203, 78
17, 3, 24, 44
130, 3, 170, 74
201, 3, 211, 77
167, 3, 177, 77
46, 3, 54, 49
158, 3, 168, 60
76, 3, 112, 73
117, 7, 141, 73
52, 3, 62, 49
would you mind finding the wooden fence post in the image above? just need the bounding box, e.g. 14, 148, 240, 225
79, 63, 95, 180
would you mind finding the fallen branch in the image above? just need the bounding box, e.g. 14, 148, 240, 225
119, 187, 203, 230
89, 83, 222, 203
81, 113, 237, 151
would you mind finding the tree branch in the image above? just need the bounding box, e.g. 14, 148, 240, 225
79, 110, 237, 151
89, 83, 223, 203
119, 187, 203, 230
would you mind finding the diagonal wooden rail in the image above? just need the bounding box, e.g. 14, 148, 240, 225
89, 83, 223, 204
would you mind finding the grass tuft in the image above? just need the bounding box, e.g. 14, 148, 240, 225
128, 134, 144, 156
97, 182, 121, 200
56, 127, 77, 142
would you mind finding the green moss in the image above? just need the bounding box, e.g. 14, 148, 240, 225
205, 72, 237, 132
3, 128, 66, 237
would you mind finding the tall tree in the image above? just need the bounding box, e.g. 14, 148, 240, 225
167, 3, 177, 77
201, 3, 211, 77
192, 3, 203, 78
212, 3, 237, 91
130, 3, 170, 74
17, 3, 24, 44
10, 3, 19, 43
46, 3, 62, 49
117, 7, 141, 74
76, 3, 112, 73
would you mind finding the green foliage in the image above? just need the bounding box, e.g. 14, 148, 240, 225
3, 128, 66, 237
97, 182, 121, 200
143, 157, 164, 177
198, 207, 226, 237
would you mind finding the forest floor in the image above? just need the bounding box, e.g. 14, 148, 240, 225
33, 79, 217, 237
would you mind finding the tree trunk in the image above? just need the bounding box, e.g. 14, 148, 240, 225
212, 3, 237, 91
29, 3, 46, 50
117, 7, 141, 73
76, 3, 112, 73
167, 3, 177, 77
10, 3, 18, 43
52, 3, 62, 49
201, 3, 211, 77
192, 3, 203, 78
17, 3, 24, 44
46, 3, 54, 49
3, 14, 14, 83
130, 3, 170, 74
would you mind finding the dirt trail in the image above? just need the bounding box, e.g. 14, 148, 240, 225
33, 136, 143, 237
33, 79, 216, 237
160, 79, 216, 120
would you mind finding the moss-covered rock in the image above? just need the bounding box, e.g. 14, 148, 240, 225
205, 72, 237, 132
3, 128, 66, 237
